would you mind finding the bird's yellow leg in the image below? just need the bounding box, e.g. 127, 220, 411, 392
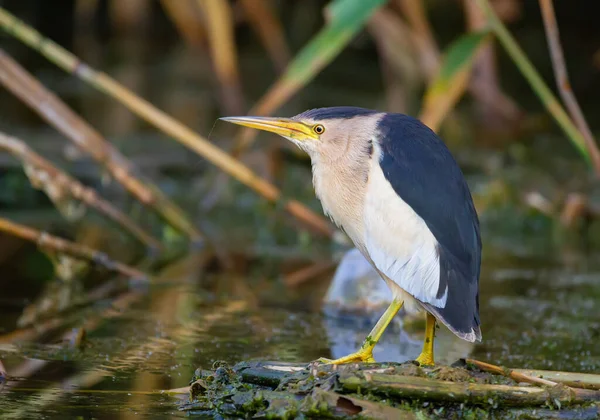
318, 299, 403, 365
415, 312, 436, 366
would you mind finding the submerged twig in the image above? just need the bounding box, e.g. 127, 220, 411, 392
0, 132, 161, 250
284, 261, 337, 288
0, 48, 202, 242
538, 0, 600, 175
474, 0, 592, 166
0, 217, 147, 280
0, 8, 333, 237
465, 358, 558, 387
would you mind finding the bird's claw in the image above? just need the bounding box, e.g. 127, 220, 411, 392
414, 352, 435, 367
314, 351, 376, 365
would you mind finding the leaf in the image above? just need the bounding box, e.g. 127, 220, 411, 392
284, 0, 387, 83
419, 30, 490, 132
236, 0, 387, 152
252, 0, 386, 114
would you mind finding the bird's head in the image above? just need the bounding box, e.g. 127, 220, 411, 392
220, 107, 381, 161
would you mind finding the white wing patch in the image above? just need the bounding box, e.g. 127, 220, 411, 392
363, 151, 448, 308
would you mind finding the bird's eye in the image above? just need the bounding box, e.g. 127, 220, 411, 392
313, 124, 325, 135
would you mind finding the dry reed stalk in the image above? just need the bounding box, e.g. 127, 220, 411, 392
230, 0, 387, 156
195, 0, 245, 114
161, 0, 205, 48
239, 0, 291, 73
0, 49, 202, 242
0, 9, 332, 237
396, 0, 440, 81
340, 371, 600, 406
465, 358, 558, 387
512, 368, 600, 391
474, 0, 592, 165
109, 0, 150, 33
464, 0, 521, 126
539, 0, 600, 175
0, 217, 147, 280
367, 7, 422, 113
0, 132, 161, 250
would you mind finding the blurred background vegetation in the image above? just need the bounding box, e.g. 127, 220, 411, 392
0, 0, 599, 417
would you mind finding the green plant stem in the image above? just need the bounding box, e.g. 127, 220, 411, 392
474, 0, 591, 165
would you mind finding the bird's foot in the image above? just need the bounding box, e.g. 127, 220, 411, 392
316, 350, 375, 365
414, 351, 435, 367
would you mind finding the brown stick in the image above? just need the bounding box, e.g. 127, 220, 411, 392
539, 0, 600, 175
0, 132, 161, 250
0, 48, 202, 242
0, 217, 147, 280
465, 358, 558, 387
0, 9, 333, 237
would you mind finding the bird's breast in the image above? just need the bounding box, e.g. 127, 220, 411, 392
312, 160, 368, 250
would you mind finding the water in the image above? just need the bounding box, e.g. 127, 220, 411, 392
1, 2, 600, 417
0, 238, 598, 418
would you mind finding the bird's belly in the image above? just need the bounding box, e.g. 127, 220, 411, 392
360, 160, 441, 313
323, 199, 424, 315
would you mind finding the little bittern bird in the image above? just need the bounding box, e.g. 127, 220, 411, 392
221, 107, 481, 366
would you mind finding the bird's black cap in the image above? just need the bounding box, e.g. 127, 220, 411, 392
296, 106, 379, 121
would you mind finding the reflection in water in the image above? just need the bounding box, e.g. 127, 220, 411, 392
0, 241, 599, 418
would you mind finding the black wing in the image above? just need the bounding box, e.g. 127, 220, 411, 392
377, 113, 481, 341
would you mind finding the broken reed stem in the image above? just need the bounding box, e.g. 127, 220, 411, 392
0, 132, 161, 250
474, 0, 592, 166
512, 368, 600, 391
538, 0, 600, 175
465, 358, 558, 387
340, 371, 600, 407
0, 8, 333, 237
0, 217, 147, 281
0, 49, 202, 243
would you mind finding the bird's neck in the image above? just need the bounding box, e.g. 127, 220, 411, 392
311, 150, 371, 247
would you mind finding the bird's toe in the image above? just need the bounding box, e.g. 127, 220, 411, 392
314, 351, 375, 365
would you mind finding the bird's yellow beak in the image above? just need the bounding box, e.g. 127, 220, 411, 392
219, 116, 318, 141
